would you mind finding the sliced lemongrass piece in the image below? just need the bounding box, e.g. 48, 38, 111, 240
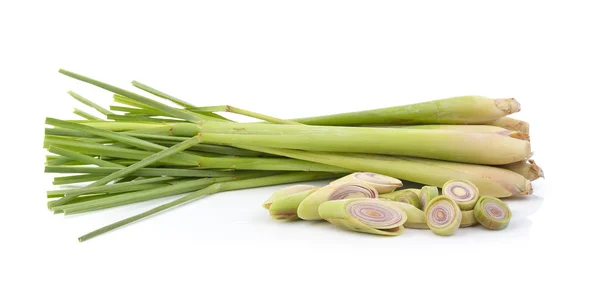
318, 198, 406, 236
386, 201, 428, 229
442, 180, 479, 210
297, 183, 378, 220
330, 172, 402, 193
269, 188, 319, 220
379, 190, 420, 208
262, 185, 319, 209
425, 196, 462, 236
460, 210, 478, 228
500, 160, 544, 181
419, 186, 439, 209
474, 196, 512, 230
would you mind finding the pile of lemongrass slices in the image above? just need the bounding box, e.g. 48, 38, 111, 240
44, 69, 543, 241
263, 172, 512, 236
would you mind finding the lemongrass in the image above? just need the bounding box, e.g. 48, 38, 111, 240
318, 198, 407, 236
198, 122, 531, 165
442, 180, 479, 210
500, 160, 544, 181
73, 108, 102, 120
297, 183, 378, 220
419, 186, 439, 209
388, 125, 529, 141
52, 174, 105, 185
488, 117, 529, 134
380, 190, 420, 208
47, 176, 177, 198
290, 96, 520, 126
425, 196, 462, 236
230, 146, 532, 198
269, 188, 319, 220
68, 91, 112, 116
262, 185, 319, 209
460, 210, 478, 228
386, 201, 428, 229
330, 172, 402, 193
78, 172, 336, 241
474, 196, 512, 230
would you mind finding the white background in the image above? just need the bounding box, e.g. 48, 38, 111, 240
1, 1, 598, 300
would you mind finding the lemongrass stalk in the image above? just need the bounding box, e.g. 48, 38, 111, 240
318, 198, 407, 236
48, 136, 204, 208
387, 125, 529, 141
53, 174, 105, 185
107, 114, 186, 123
230, 146, 532, 197
48, 146, 124, 168
198, 122, 531, 165
45, 136, 349, 172
474, 196, 512, 230
68, 91, 112, 116
46, 156, 75, 166
189, 105, 301, 125
460, 210, 478, 228
290, 96, 520, 126
73, 108, 102, 120
500, 160, 544, 181
110, 105, 155, 115
45, 128, 97, 138
488, 117, 529, 134
262, 185, 319, 209
297, 183, 378, 220
442, 180, 479, 210
45, 166, 233, 178
47, 176, 177, 198
78, 172, 336, 241
386, 201, 428, 229
419, 186, 439, 209
47, 183, 168, 198
54, 172, 274, 213
425, 196, 462, 236
269, 188, 319, 220
330, 172, 402, 193
57, 120, 163, 132
380, 190, 421, 208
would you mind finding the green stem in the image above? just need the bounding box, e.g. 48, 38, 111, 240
53, 174, 105, 185
73, 108, 102, 120
68, 91, 113, 116
131, 80, 196, 108
47, 176, 177, 198
189, 105, 301, 125
48, 146, 124, 167
47, 183, 169, 198
78, 171, 338, 242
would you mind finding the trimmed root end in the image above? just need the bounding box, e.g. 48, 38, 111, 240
494, 98, 521, 114
528, 160, 545, 179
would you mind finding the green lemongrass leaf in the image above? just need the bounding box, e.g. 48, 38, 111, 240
48, 146, 124, 168
47, 183, 169, 198
131, 80, 196, 108
68, 91, 112, 116
47, 176, 177, 198
73, 108, 102, 120
78, 171, 338, 242
53, 174, 105, 185
189, 105, 300, 125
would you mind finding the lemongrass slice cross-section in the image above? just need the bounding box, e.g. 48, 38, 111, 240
262, 185, 318, 209
386, 201, 429, 229
459, 210, 478, 228
269, 188, 319, 220
330, 172, 402, 193
419, 186, 439, 209
442, 180, 480, 210
297, 183, 378, 220
380, 190, 421, 208
425, 196, 462, 236
318, 198, 407, 236
474, 196, 512, 230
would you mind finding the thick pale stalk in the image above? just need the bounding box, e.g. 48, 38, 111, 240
297, 183, 378, 220
289, 96, 520, 125
488, 117, 529, 134
330, 172, 402, 193
474, 196, 512, 230
380, 190, 421, 209
318, 198, 407, 236
269, 188, 319, 220
199, 122, 531, 165
460, 210, 478, 228
419, 186, 439, 209
388, 125, 529, 141
425, 196, 462, 236
230, 146, 532, 197
262, 185, 319, 209
386, 201, 428, 229
442, 180, 479, 210
500, 160, 544, 181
